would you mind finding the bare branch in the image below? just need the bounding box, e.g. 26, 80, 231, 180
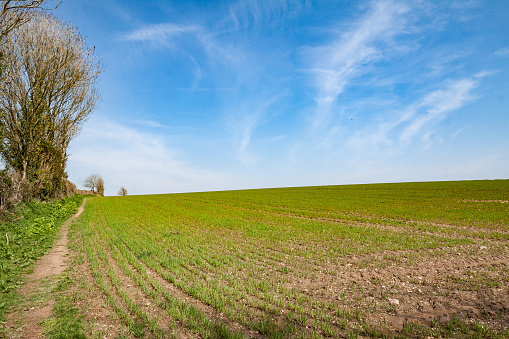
84, 174, 104, 196
0, 1, 59, 41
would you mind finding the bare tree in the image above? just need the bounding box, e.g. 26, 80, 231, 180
96, 177, 104, 196
83, 174, 101, 193
0, 11, 102, 199
0, 0, 57, 42
118, 186, 128, 196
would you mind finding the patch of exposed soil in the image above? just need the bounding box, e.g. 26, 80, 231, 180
3, 201, 86, 338
121, 207, 509, 336
12, 196, 504, 338
65, 236, 129, 338
118, 242, 263, 338
285, 241, 509, 333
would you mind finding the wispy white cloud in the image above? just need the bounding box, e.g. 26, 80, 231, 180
195, 32, 252, 83
125, 118, 171, 129
118, 23, 201, 44
306, 0, 410, 130
448, 0, 480, 22
346, 121, 394, 152
226, 92, 288, 164
399, 78, 477, 143
424, 50, 470, 78
102, 0, 503, 186
451, 126, 469, 138
116, 7, 288, 167
347, 76, 479, 152
494, 47, 509, 56
474, 70, 499, 78
67, 117, 229, 195
296, 0, 489, 156
226, 0, 305, 30
117, 19, 250, 89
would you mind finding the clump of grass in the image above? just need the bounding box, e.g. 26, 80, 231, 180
43, 294, 87, 339
400, 316, 509, 338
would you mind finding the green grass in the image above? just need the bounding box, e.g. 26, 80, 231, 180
399, 317, 507, 338
0, 194, 83, 324
43, 292, 87, 339
69, 180, 509, 338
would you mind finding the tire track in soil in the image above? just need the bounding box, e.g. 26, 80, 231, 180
4, 200, 86, 339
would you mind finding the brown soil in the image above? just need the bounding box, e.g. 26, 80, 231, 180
6, 197, 506, 338
3, 201, 86, 338
114, 207, 509, 336
65, 233, 130, 338
285, 242, 509, 332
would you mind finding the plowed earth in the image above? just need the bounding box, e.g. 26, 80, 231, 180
66, 190, 508, 338
4, 183, 509, 338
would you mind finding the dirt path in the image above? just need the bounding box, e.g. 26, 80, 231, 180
4, 200, 86, 338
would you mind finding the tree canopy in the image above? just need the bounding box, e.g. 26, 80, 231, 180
0, 11, 102, 203
0, 0, 52, 41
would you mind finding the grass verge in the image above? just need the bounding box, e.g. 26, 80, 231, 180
0, 195, 83, 332
42, 273, 87, 339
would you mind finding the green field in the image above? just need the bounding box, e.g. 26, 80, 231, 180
71, 180, 509, 338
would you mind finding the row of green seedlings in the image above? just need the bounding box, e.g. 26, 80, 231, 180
107, 198, 408, 334
106, 197, 385, 280
85, 210, 498, 339
84, 206, 246, 338
102, 199, 319, 280
129, 195, 471, 262
181, 180, 509, 228
107, 228, 311, 338
178, 196, 391, 231
66, 219, 134, 338
179, 195, 427, 236
97, 213, 269, 337
178, 196, 475, 260
99, 202, 390, 338
172, 198, 440, 336
106, 199, 392, 338
134, 197, 424, 300
181, 193, 507, 242
98, 205, 312, 337
105, 196, 456, 305
82, 218, 166, 337
400, 315, 508, 338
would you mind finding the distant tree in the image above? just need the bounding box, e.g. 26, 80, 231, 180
83, 174, 101, 193
96, 177, 104, 196
0, 11, 102, 200
118, 186, 128, 196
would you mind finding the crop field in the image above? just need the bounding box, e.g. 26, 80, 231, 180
71, 180, 509, 338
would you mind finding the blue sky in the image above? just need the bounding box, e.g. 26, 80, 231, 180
55, 0, 509, 196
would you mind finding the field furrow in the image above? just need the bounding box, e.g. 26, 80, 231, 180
70, 181, 509, 338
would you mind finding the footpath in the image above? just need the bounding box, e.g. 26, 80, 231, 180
4, 200, 86, 338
